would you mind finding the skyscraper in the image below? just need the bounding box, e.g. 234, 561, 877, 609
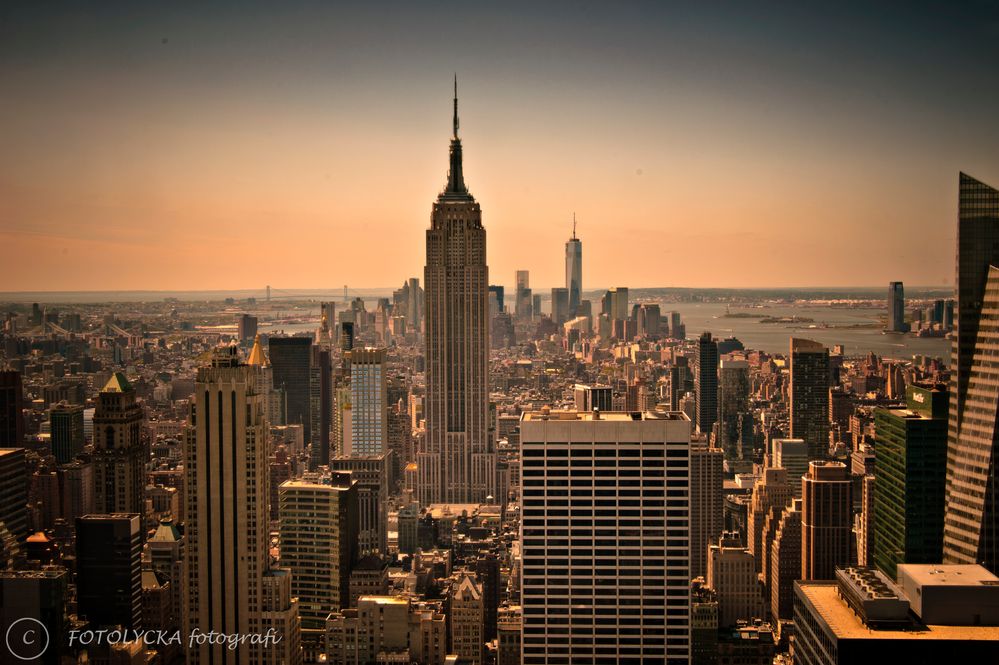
873, 383, 948, 579
690, 441, 725, 580
789, 337, 830, 461
0, 371, 24, 447
550, 287, 569, 325
76, 513, 143, 630
694, 332, 719, 436
348, 347, 387, 457
772, 438, 809, 499
718, 359, 750, 460
418, 79, 496, 505
520, 409, 691, 664
565, 216, 582, 316
944, 173, 999, 572
748, 467, 793, 574
0, 447, 27, 562
515, 270, 532, 318
93, 372, 145, 515
49, 401, 83, 464
279, 475, 358, 651
801, 461, 852, 581
185, 347, 300, 664
269, 336, 313, 443
886, 281, 907, 332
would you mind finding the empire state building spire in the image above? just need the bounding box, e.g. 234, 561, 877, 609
443, 75, 470, 199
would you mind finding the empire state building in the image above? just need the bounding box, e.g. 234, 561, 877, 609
417, 79, 497, 505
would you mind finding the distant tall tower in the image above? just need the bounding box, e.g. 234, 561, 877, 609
184, 347, 300, 664
565, 215, 582, 316
418, 78, 496, 505
789, 337, 830, 461
93, 373, 145, 515
887, 281, 907, 332
944, 173, 999, 573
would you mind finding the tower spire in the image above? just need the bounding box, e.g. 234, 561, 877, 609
453, 73, 459, 139
442, 75, 470, 199
573, 212, 577, 239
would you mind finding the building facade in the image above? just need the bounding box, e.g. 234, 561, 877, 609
520, 410, 691, 664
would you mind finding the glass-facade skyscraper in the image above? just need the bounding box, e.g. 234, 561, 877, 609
565, 221, 582, 316
944, 173, 999, 573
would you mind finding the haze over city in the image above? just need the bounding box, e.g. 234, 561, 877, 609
3, 2, 999, 291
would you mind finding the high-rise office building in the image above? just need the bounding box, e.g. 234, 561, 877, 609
565, 219, 582, 315
419, 80, 496, 505
636, 303, 661, 337
0, 447, 27, 562
269, 336, 313, 443
349, 347, 387, 457
488, 284, 505, 317
748, 467, 793, 574
789, 338, 831, 461
520, 410, 691, 664
93, 372, 145, 515
694, 332, 719, 436
772, 438, 809, 499
707, 532, 765, 628
330, 455, 389, 554
769, 498, 802, 622
311, 345, 333, 470
886, 282, 907, 332
945, 172, 999, 573
49, 401, 83, 464
238, 313, 258, 341
76, 513, 143, 630
718, 359, 750, 460
801, 461, 852, 581
185, 347, 300, 664
550, 287, 569, 325
690, 441, 725, 580
279, 475, 358, 649
450, 572, 485, 665
0, 371, 24, 447
873, 383, 948, 579
572, 383, 613, 413
515, 270, 532, 318
0, 568, 69, 665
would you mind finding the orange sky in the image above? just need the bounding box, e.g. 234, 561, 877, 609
2, 4, 998, 292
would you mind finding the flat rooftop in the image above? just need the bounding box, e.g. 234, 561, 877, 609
899, 564, 999, 587
798, 582, 999, 641
521, 410, 688, 422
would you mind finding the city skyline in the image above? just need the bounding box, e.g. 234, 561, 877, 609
3, 3, 999, 292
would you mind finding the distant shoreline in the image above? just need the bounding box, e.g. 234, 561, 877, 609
0, 285, 954, 305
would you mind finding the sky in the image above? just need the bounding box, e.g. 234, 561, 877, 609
2, 1, 999, 293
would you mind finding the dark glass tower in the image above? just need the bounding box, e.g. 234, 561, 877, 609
76, 514, 143, 630
694, 332, 719, 436
418, 79, 496, 504
789, 337, 830, 461
945, 172, 999, 571
269, 336, 313, 442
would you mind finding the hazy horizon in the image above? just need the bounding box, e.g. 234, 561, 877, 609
3, 2, 998, 291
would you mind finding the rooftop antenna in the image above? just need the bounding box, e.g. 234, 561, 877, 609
572, 212, 577, 240
453, 73, 459, 139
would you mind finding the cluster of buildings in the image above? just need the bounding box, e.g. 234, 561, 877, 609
1, 91, 999, 665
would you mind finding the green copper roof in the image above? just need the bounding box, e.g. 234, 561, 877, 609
102, 371, 132, 393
